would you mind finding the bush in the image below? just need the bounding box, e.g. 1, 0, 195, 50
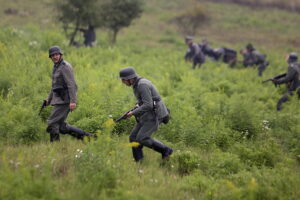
175, 151, 201, 175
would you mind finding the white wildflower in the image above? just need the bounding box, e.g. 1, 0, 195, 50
34, 164, 40, 168
29, 41, 38, 47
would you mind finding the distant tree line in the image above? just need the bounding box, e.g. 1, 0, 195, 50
200, 0, 300, 13
56, 0, 143, 46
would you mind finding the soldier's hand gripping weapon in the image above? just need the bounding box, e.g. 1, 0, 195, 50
262, 73, 286, 87
38, 100, 47, 115
114, 106, 138, 123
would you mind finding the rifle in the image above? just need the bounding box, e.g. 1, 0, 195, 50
114, 106, 138, 123
38, 100, 47, 115
262, 73, 286, 86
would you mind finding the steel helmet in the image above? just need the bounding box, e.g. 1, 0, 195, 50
119, 67, 138, 80
288, 52, 298, 62
49, 46, 63, 57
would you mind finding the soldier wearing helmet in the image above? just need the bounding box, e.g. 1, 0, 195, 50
79, 25, 96, 47
45, 46, 94, 142
184, 36, 205, 69
272, 52, 300, 111
241, 43, 269, 76
119, 67, 173, 162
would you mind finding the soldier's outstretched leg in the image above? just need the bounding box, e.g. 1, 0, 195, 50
47, 125, 60, 142
47, 104, 69, 142
132, 145, 144, 162
192, 62, 197, 69
276, 92, 290, 111
258, 65, 265, 77
66, 125, 94, 139
150, 139, 173, 160
129, 124, 144, 162
50, 132, 60, 142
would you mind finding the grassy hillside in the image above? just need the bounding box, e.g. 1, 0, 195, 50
0, 0, 300, 199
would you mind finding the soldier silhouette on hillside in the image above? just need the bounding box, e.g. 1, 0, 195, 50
241, 43, 269, 76
199, 39, 237, 67
184, 36, 205, 69
272, 53, 300, 111
79, 25, 96, 47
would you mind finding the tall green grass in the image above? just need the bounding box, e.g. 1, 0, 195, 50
0, 0, 300, 199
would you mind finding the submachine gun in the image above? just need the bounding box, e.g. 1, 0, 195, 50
262, 73, 286, 87
114, 106, 138, 123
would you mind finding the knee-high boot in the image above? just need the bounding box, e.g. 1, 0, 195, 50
67, 125, 94, 139
132, 145, 144, 162
151, 140, 173, 159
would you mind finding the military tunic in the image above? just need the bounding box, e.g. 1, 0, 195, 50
130, 77, 169, 147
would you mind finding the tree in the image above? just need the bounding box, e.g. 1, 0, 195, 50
99, 0, 143, 44
56, 0, 102, 46
172, 5, 209, 36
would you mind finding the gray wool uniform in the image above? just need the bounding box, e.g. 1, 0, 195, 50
185, 42, 205, 69
46, 59, 77, 135
243, 50, 269, 76
130, 77, 169, 147
274, 62, 300, 110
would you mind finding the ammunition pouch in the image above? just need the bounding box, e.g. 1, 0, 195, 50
153, 97, 170, 124
53, 86, 67, 101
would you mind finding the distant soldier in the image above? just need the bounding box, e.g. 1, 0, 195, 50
184, 36, 205, 69
199, 39, 237, 67
272, 53, 300, 111
45, 46, 94, 142
119, 67, 173, 162
79, 25, 96, 47
199, 39, 218, 60
214, 47, 237, 67
241, 43, 269, 76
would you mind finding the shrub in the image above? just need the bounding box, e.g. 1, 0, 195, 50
175, 151, 201, 175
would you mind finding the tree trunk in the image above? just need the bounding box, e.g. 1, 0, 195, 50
111, 29, 118, 45
69, 18, 80, 46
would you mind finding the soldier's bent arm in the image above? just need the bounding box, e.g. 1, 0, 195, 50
132, 84, 153, 116
61, 65, 77, 103
275, 67, 296, 84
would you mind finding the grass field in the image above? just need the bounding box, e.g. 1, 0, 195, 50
0, 0, 300, 199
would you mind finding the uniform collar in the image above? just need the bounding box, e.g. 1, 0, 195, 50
54, 59, 64, 68
132, 76, 142, 88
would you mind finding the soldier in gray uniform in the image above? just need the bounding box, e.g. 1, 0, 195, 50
79, 25, 96, 47
184, 37, 205, 69
198, 39, 237, 67
119, 67, 173, 162
45, 46, 93, 142
272, 53, 300, 111
242, 43, 269, 76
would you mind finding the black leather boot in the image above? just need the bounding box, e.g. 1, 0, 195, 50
151, 140, 173, 160
50, 132, 60, 142
132, 145, 144, 162
68, 126, 94, 139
